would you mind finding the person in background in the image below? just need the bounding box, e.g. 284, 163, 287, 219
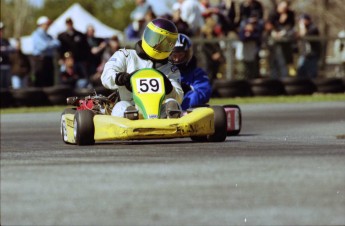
297, 14, 321, 79
268, 0, 296, 78
58, 18, 90, 86
10, 39, 31, 89
238, 12, 264, 79
86, 25, 107, 79
238, 0, 263, 25
0, 21, 15, 89
200, 18, 226, 83
130, 0, 152, 22
333, 29, 345, 77
125, 13, 146, 42
31, 16, 60, 87
217, 0, 237, 36
59, 51, 86, 88
171, 8, 192, 37
169, 33, 211, 111
180, 0, 205, 36
91, 35, 121, 87
101, 18, 183, 118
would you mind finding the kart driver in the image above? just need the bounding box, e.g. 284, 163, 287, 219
169, 33, 212, 110
101, 18, 183, 118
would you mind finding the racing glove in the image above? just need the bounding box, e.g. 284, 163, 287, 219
181, 82, 192, 94
115, 72, 132, 91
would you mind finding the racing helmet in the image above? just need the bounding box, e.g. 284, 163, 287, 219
142, 18, 178, 60
169, 33, 193, 65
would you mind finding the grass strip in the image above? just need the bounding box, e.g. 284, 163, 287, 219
1, 93, 344, 114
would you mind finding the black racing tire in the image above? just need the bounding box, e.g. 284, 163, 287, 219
284, 84, 316, 95
282, 77, 316, 95
0, 89, 14, 108
74, 110, 95, 145
11, 87, 49, 106
74, 88, 95, 97
313, 78, 344, 93
207, 105, 227, 142
212, 79, 252, 97
223, 104, 242, 136
250, 79, 285, 96
60, 108, 76, 144
43, 85, 74, 105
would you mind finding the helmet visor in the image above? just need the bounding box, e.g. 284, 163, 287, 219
143, 27, 177, 53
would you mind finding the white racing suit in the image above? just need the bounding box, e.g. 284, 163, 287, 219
101, 47, 184, 117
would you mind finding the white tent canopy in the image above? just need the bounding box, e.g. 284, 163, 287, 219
48, 3, 123, 39
18, 3, 123, 54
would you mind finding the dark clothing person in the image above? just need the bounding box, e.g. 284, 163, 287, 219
297, 14, 322, 78
267, 1, 296, 78
0, 22, 14, 89
31, 16, 60, 87
238, 15, 264, 79
238, 0, 263, 24
217, 0, 237, 35
58, 18, 90, 81
58, 29, 90, 63
10, 43, 31, 89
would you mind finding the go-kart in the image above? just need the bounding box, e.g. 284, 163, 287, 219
60, 68, 241, 145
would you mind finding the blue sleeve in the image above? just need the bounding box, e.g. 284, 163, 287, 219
181, 68, 212, 110
32, 30, 60, 55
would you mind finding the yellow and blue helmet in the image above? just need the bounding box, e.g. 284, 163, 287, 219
142, 18, 178, 60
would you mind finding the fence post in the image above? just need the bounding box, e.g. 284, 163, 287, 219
225, 39, 234, 80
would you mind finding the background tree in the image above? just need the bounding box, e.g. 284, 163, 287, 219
0, 0, 135, 37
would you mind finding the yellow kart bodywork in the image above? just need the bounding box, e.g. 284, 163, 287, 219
62, 107, 214, 143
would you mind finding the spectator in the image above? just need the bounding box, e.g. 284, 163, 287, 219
130, 0, 152, 22
0, 21, 15, 89
217, 0, 237, 36
200, 0, 219, 19
173, 0, 184, 12
201, 18, 226, 83
86, 25, 107, 78
268, 0, 296, 78
333, 29, 345, 77
59, 51, 88, 88
91, 35, 121, 87
31, 16, 60, 87
125, 13, 146, 42
171, 9, 192, 37
297, 14, 321, 79
57, 18, 90, 84
10, 39, 31, 89
169, 33, 211, 110
238, 0, 263, 25
180, 0, 205, 36
101, 18, 183, 118
238, 12, 264, 79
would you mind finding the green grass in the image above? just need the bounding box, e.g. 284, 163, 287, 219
209, 93, 345, 105
1, 93, 344, 114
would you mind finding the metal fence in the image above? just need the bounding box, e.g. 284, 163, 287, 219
192, 36, 345, 81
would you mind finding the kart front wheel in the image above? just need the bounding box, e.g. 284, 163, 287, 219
74, 110, 95, 145
207, 106, 227, 142
61, 108, 76, 144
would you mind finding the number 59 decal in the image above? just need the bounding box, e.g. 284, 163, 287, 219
136, 78, 163, 93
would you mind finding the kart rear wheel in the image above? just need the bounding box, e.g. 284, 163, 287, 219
223, 104, 242, 136
60, 108, 76, 144
74, 110, 95, 145
207, 106, 227, 142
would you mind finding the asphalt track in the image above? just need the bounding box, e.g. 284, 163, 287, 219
1, 101, 345, 226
